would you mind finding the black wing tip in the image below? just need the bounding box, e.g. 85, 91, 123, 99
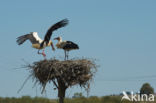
73, 42, 79, 49
62, 18, 69, 22
44, 19, 69, 42
16, 34, 29, 45
75, 44, 79, 49
60, 18, 69, 26
77, 45, 79, 49
16, 40, 21, 45
16, 38, 22, 45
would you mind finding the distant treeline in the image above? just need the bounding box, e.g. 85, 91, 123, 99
1, 96, 155, 103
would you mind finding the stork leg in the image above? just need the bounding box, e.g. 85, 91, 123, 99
42, 49, 46, 59
38, 50, 41, 54
37, 50, 41, 54
64, 50, 67, 60
66, 51, 69, 60
38, 49, 46, 59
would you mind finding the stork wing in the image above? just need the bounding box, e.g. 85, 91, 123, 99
63, 41, 79, 49
44, 19, 69, 43
16, 33, 42, 45
31, 32, 43, 44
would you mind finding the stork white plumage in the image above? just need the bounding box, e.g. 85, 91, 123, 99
54, 36, 79, 60
16, 19, 69, 58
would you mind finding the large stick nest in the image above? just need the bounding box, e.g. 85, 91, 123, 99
27, 58, 97, 92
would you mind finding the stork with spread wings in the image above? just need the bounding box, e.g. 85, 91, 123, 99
16, 19, 69, 58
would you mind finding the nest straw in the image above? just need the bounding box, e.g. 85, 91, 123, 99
26, 58, 97, 94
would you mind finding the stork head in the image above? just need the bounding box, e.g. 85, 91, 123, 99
54, 36, 62, 42
48, 40, 55, 51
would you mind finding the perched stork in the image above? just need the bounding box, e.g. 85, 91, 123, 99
16, 19, 69, 58
54, 36, 79, 60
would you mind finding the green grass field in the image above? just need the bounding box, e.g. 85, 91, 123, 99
0, 96, 155, 103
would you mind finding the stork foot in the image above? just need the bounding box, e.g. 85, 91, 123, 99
37, 50, 46, 59
42, 52, 46, 57
42, 50, 46, 59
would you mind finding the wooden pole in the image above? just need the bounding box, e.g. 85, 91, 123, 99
57, 79, 67, 103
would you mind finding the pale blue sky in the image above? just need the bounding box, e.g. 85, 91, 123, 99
0, 0, 156, 98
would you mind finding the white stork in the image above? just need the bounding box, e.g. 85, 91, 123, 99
16, 19, 69, 58
54, 36, 79, 60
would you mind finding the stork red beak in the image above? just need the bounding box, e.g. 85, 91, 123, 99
51, 43, 55, 51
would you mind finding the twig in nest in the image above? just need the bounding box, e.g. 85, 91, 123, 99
17, 74, 32, 93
